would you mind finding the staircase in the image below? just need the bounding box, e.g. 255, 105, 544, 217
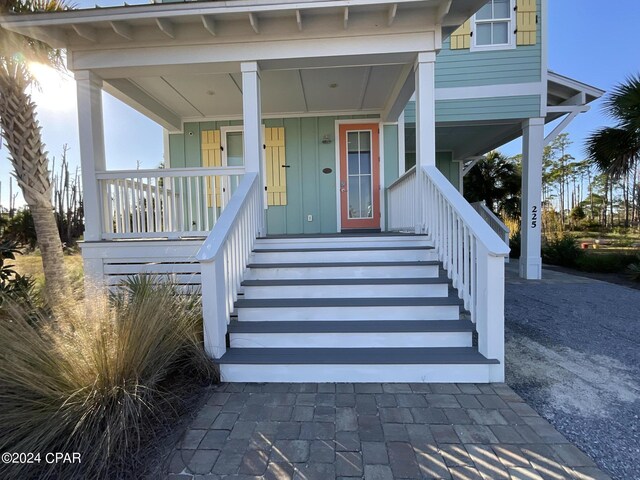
215, 234, 500, 383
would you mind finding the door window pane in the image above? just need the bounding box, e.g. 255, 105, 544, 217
346, 130, 373, 220
348, 176, 360, 218
359, 176, 372, 218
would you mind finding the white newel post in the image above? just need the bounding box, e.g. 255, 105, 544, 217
520, 117, 544, 279
241, 61, 266, 236
76, 71, 107, 283
414, 52, 436, 233
201, 257, 228, 358
475, 243, 506, 382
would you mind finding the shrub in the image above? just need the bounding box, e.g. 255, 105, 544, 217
0, 241, 37, 309
627, 258, 640, 282
541, 234, 583, 267
0, 278, 217, 480
3, 209, 37, 250
509, 230, 521, 259
575, 252, 638, 274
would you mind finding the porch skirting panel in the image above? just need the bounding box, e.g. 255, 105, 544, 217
80, 239, 204, 292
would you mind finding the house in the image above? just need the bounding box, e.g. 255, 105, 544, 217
0, 0, 602, 383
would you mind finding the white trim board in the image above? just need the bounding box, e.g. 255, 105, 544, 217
435, 82, 544, 101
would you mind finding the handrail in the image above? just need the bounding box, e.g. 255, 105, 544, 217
421, 165, 507, 382
471, 201, 510, 240
197, 172, 263, 359
387, 166, 417, 232
387, 165, 416, 190
96, 166, 245, 180
423, 166, 509, 257
197, 172, 259, 262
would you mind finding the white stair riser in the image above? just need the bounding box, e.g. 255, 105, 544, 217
251, 249, 437, 263
236, 305, 460, 321
243, 283, 449, 299
245, 265, 439, 280
229, 331, 472, 348
254, 240, 433, 250
220, 363, 496, 383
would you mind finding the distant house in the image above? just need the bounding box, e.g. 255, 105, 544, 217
0, 0, 601, 383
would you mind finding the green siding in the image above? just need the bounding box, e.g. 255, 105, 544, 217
436, 95, 541, 122
404, 94, 541, 124
436, 151, 460, 189
383, 125, 399, 229
435, 0, 542, 88
169, 115, 380, 235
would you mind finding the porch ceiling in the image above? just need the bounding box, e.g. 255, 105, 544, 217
106, 63, 407, 121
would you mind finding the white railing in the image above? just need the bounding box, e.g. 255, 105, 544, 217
387, 165, 510, 380
387, 166, 417, 232
96, 166, 244, 239
421, 165, 509, 380
196, 172, 263, 359
471, 201, 510, 263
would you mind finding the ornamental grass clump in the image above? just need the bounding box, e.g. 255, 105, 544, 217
0, 278, 217, 480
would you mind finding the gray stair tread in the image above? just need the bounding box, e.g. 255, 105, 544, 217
263, 233, 427, 239
228, 319, 473, 334
216, 347, 498, 365
253, 246, 433, 253
235, 297, 464, 308
247, 261, 440, 268
241, 277, 450, 286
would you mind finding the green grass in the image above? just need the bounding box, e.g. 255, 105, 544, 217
11, 251, 84, 293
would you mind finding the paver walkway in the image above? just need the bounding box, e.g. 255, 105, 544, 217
166, 382, 610, 479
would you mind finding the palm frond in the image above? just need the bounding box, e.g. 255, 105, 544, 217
585, 126, 640, 179
604, 74, 640, 133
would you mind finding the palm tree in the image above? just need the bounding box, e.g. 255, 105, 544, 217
463, 150, 522, 219
586, 75, 640, 180
0, 0, 71, 307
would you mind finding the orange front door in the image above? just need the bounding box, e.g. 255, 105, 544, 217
339, 123, 381, 230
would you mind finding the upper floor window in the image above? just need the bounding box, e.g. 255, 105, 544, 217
471, 0, 516, 51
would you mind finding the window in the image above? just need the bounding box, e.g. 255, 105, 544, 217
471, 0, 515, 51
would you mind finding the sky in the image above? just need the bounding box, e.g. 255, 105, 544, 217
2, 0, 640, 207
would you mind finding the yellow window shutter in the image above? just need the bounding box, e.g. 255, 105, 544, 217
201, 130, 222, 208
450, 20, 471, 50
516, 0, 537, 46
264, 127, 287, 206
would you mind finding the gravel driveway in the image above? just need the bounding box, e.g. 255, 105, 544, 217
505, 263, 640, 480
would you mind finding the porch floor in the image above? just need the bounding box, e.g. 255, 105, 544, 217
166, 382, 610, 479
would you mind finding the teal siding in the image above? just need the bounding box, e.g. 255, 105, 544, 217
436, 95, 541, 122
435, 0, 542, 88
436, 151, 460, 189
404, 95, 541, 124
383, 125, 399, 230
169, 115, 380, 235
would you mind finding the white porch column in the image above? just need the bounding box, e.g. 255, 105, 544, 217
76, 70, 106, 242
520, 117, 545, 279
414, 52, 436, 232
241, 62, 262, 173
241, 61, 266, 235
415, 52, 436, 169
